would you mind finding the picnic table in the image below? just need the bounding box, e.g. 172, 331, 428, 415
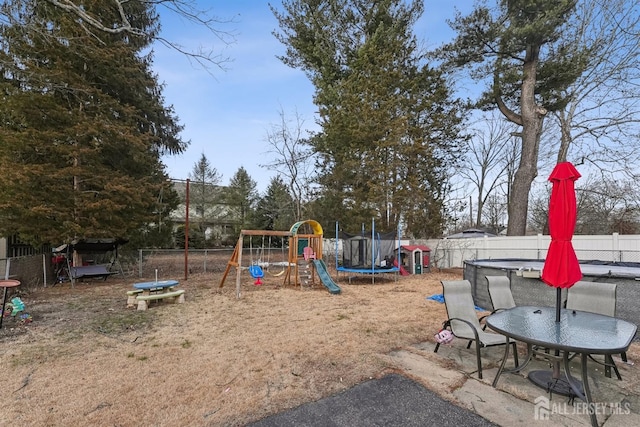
128, 280, 185, 310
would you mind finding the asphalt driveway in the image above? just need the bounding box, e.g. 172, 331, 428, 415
248, 373, 497, 427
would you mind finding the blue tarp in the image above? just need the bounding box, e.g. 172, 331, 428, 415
426, 294, 485, 311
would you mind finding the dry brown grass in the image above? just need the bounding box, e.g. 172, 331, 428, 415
0, 269, 462, 426
3, 269, 638, 426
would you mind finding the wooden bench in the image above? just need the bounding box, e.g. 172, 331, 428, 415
136, 289, 185, 311
126, 288, 169, 307
127, 286, 179, 307
126, 289, 144, 308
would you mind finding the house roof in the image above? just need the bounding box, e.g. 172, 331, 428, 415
445, 228, 497, 239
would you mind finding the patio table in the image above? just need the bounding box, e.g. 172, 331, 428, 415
486, 306, 637, 427
0, 279, 21, 329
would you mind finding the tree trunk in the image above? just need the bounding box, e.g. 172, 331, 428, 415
556, 109, 571, 163
506, 45, 547, 236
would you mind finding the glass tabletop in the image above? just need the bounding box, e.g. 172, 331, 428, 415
486, 306, 637, 354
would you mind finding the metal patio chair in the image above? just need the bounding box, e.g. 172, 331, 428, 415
566, 280, 625, 379
434, 280, 519, 379
486, 275, 516, 311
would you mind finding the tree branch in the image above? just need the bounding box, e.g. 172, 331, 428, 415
493, 67, 522, 125
44, 0, 236, 71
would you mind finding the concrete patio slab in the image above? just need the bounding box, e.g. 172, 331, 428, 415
389, 338, 639, 427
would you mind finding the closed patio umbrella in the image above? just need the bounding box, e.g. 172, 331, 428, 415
530, 161, 583, 396
541, 161, 582, 321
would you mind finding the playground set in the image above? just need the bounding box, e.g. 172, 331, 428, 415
219, 220, 341, 298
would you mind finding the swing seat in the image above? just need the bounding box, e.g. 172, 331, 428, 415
248, 265, 264, 279
248, 265, 264, 286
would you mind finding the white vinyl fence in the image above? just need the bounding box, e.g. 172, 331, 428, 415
419, 233, 640, 269
7, 233, 640, 287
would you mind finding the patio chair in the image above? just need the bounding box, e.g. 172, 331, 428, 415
486, 275, 516, 311
566, 280, 625, 379
479, 275, 517, 332
434, 280, 519, 379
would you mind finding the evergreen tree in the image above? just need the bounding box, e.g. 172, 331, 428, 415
272, 0, 464, 237
225, 167, 259, 232
439, 0, 583, 235
188, 153, 223, 246
254, 177, 296, 233
132, 181, 181, 249
0, 0, 185, 246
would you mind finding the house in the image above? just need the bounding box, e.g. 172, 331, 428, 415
169, 181, 240, 246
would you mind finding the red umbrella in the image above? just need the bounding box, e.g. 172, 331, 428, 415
531, 162, 583, 393
541, 161, 582, 322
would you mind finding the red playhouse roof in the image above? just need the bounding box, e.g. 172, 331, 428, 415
401, 245, 431, 252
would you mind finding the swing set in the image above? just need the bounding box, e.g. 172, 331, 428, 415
246, 235, 288, 284
219, 220, 328, 298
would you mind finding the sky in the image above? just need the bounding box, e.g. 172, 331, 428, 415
153, 1, 474, 192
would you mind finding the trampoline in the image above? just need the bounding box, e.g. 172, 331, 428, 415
335, 220, 400, 284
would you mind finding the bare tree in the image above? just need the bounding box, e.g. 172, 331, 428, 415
530, 175, 640, 235
552, 0, 640, 174
261, 107, 315, 220
41, 0, 235, 71
502, 132, 521, 226
527, 187, 551, 234
575, 177, 640, 234
482, 193, 508, 234
457, 111, 513, 228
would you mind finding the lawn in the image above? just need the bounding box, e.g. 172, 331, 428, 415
0, 268, 463, 426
